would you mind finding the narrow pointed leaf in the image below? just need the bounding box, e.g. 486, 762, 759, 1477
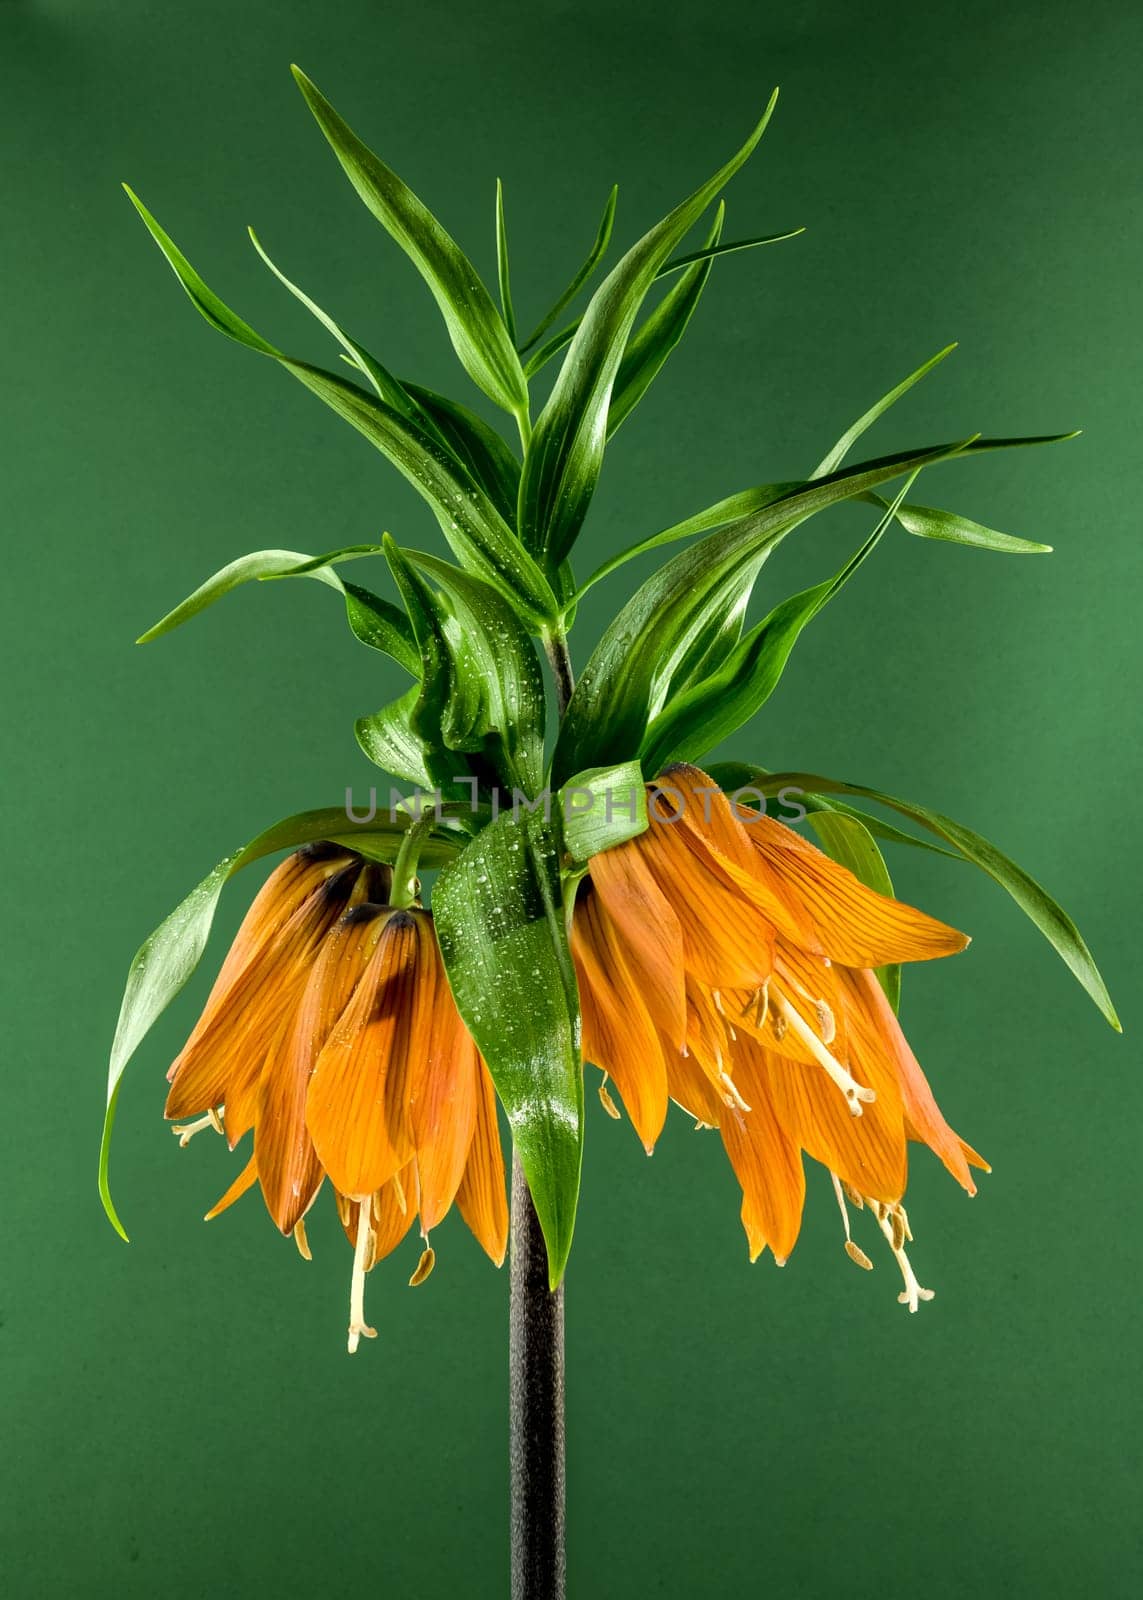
401, 381, 521, 526
811, 344, 957, 478
552, 436, 984, 785
862, 493, 1052, 553
519, 183, 617, 353
433, 808, 583, 1286
574, 482, 799, 601
639, 477, 916, 771
518, 92, 780, 571
606, 201, 724, 438
136, 545, 418, 674
554, 432, 1076, 784
495, 179, 517, 343
807, 811, 901, 1011
99, 806, 465, 1236
714, 764, 1119, 1031
249, 228, 459, 455
291, 67, 528, 415
521, 223, 802, 380
125, 188, 557, 624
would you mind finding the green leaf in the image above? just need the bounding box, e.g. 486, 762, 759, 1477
291, 67, 528, 416
811, 344, 958, 479
862, 493, 1052, 554
402, 547, 548, 796
574, 482, 800, 602
99, 806, 465, 1238
400, 381, 521, 527
518, 91, 780, 572
136, 545, 419, 675
521, 225, 802, 380
124, 187, 558, 626
606, 201, 724, 438
716, 764, 1120, 1031
807, 811, 901, 1012
519, 183, 618, 354
558, 761, 649, 864
495, 178, 517, 344
355, 685, 437, 789
638, 475, 917, 771
552, 436, 987, 785
433, 808, 583, 1286
554, 432, 1077, 785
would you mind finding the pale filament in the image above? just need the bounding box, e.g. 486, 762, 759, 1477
171, 1106, 225, 1148
871, 1202, 934, 1313
347, 1200, 378, 1354
830, 1172, 873, 1270
774, 995, 874, 1115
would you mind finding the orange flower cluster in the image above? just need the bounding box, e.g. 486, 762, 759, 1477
165, 844, 507, 1351
572, 765, 986, 1307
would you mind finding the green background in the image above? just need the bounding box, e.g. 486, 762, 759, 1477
4, 1, 1140, 1595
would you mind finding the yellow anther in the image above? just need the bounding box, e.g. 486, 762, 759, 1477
409, 1247, 436, 1287
598, 1081, 621, 1120
845, 1239, 873, 1271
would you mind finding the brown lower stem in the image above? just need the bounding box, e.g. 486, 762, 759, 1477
509, 1151, 566, 1600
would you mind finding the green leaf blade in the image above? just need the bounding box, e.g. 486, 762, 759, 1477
605, 201, 725, 439
518, 92, 780, 572
433, 810, 583, 1286
519, 183, 618, 354
291, 67, 528, 415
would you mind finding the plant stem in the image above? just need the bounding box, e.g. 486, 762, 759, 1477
543, 626, 576, 719
509, 620, 574, 1600
510, 1155, 566, 1600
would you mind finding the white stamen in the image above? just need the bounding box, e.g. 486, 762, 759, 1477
872, 1204, 934, 1312
347, 1200, 378, 1354
171, 1108, 225, 1148
830, 1172, 873, 1270
774, 995, 874, 1115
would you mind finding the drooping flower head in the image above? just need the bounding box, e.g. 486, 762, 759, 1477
572, 764, 987, 1308
165, 843, 507, 1351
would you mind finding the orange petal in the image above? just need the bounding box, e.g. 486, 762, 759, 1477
665, 1043, 726, 1127
306, 909, 431, 1197
408, 933, 480, 1232
655, 763, 821, 956
628, 817, 776, 988
165, 852, 368, 1127
587, 844, 688, 1049
842, 967, 983, 1194
719, 1036, 806, 1262
456, 1061, 509, 1265
204, 1154, 258, 1220
180, 846, 355, 1059
747, 816, 969, 967
255, 907, 389, 1233
572, 890, 668, 1152
761, 1022, 907, 1204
